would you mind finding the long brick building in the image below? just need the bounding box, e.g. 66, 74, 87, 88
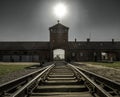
0, 21, 120, 62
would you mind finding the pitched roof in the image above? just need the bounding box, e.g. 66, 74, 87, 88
0, 41, 120, 51
0, 42, 50, 50
49, 22, 69, 29
68, 41, 120, 50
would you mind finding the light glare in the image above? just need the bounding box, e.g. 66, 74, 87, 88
53, 3, 67, 19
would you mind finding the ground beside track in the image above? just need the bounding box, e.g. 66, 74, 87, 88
74, 62, 120, 83
0, 62, 52, 85
81, 62, 120, 69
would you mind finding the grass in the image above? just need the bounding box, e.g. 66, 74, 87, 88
82, 61, 120, 69
0, 63, 34, 76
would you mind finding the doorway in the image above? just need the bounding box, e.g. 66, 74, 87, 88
53, 49, 65, 60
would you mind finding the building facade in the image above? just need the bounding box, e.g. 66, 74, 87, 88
0, 22, 120, 62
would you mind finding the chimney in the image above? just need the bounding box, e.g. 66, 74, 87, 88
87, 38, 90, 42
112, 39, 114, 43
75, 38, 77, 42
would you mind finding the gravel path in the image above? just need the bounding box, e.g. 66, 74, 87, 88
0, 62, 53, 85
74, 62, 120, 83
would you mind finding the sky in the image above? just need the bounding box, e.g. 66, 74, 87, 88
0, 0, 120, 41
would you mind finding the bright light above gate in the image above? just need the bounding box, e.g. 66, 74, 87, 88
53, 3, 67, 19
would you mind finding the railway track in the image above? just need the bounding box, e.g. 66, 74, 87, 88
71, 63, 120, 97
0, 62, 120, 97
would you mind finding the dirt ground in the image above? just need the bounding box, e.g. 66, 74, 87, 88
74, 62, 120, 83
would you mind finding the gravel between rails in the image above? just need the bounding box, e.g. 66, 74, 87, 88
0, 62, 53, 85
73, 62, 120, 83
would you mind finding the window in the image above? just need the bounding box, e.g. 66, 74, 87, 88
53, 40, 55, 42
100, 43, 103, 46
94, 52, 96, 56
65, 29, 67, 32
78, 43, 81, 46
80, 52, 83, 56
72, 52, 75, 57
54, 29, 57, 32
50, 29, 53, 32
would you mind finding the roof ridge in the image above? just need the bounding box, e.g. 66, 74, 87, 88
49, 23, 69, 29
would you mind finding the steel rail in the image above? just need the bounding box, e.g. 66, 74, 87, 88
68, 63, 113, 97
9, 64, 54, 97
0, 64, 54, 96
75, 65, 120, 96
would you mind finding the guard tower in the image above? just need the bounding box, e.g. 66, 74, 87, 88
49, 21, 69, 60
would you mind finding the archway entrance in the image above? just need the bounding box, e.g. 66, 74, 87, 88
53, 49, 65, 60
